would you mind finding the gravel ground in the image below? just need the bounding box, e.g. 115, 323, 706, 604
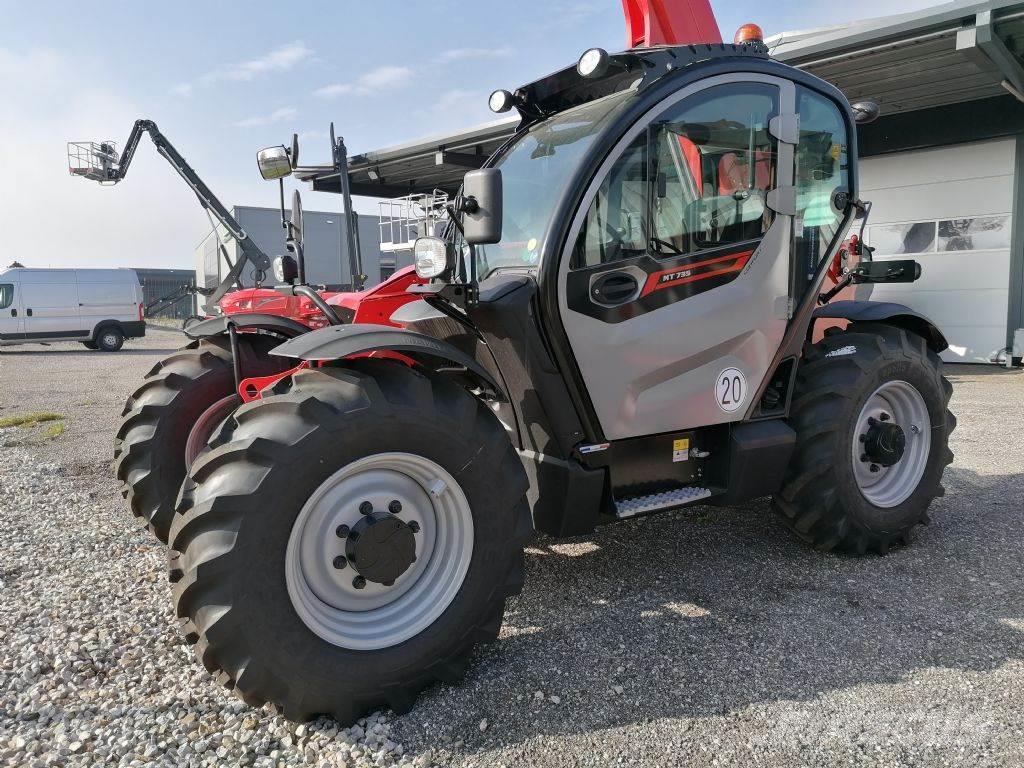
1, 328, 1022, 767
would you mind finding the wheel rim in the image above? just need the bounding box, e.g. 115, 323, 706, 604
102, 333, 119, 348
184, 395, 237, 467
285, 452, 474, 651
851, 380, 931, 508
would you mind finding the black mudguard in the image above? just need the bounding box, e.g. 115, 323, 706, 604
812, 300, 948, 352
184, 313, 311, 341
271, 323, 506, 400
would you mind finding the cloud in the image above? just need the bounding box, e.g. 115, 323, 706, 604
313, 65, 413, 98
436, 46, 514, 63
170, 82, 192, 97
200, 41, 313, 84
234, 106, 298, 128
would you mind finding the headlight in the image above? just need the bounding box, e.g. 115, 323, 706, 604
488, 89, 514, 113
272, 255, 297, 284
413, 236, 451, 279
577, 48, 610, 78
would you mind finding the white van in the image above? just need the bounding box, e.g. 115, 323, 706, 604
0, 268, 146, 351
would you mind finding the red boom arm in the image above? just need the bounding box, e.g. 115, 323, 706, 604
622, 0, 722, 47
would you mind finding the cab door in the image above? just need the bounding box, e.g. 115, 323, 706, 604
557, 75, 799, 440
0, 281, 24, 342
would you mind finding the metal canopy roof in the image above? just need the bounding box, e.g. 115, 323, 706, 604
309, 0, 1024, 199
769, 0, 1024, 115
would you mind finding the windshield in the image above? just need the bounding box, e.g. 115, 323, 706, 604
474, 90, 636, 276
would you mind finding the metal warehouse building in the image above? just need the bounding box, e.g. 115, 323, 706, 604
134, 267, 197, 319
310, 0, 1024, 364
195, 206, 407, 294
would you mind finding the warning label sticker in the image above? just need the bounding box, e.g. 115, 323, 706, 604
672, 438, 690, 463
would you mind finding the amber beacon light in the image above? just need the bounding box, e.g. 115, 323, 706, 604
734, 23, 765, 44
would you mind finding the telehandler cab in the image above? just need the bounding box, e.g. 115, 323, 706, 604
163, 34, 955, 724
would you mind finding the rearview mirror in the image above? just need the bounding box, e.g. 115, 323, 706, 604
461, 168, 502, 245
257, 145, 292, 180
289, 189, 304, 247
273, 254, 298, 284
851, 101, 880, 124
854, 259, 921, 284
290, 133, 299, 168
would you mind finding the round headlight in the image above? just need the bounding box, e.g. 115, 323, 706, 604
413, 236, 451, 279
488, 89, 514, 114
577, 48, 610, 78
272, 256, 286, 283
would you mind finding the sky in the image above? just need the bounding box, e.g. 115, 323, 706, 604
1, 0, 942, 271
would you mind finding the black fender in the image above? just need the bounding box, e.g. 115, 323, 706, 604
271, 323, 506, 400
812, 300, 948, 352
183, 313, 310, 341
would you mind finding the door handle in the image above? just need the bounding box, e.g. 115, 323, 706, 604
10, 308, 16, 317
591, 272, 639, 306
26, 308, 33, 317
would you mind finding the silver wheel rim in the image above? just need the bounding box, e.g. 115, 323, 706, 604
851, 380, 931, 508
102, 333, 118, 348
184, 395, 237, 468
286, 452, 474, 651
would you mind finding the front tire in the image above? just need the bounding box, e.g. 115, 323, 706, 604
114, 334, 288, 543
168, 361, 531, 722
774, 324, 955, 554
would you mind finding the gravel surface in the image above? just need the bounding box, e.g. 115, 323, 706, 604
1, 329, 1023, 767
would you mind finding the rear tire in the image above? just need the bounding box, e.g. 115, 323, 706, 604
168, 360, 532, 723
81, 340, 98, 350
773, 324, 955, 554
114, 334, 289, 543
96, 327, 124, 352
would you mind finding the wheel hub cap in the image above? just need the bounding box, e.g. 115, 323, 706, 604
346, 510, 417, 584
863, 419, 906, 467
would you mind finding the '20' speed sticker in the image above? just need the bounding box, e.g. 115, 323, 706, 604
715, 367, 747, 413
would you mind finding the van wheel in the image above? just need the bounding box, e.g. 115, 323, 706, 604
81, 340, 98, 350
114, 334, 290, 543
168, 360, 532, 722
96, 327, 125, 352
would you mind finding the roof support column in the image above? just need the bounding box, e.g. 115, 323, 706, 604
1006, 132, 1024, 363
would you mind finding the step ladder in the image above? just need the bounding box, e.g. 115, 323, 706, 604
614, 486, 712, 519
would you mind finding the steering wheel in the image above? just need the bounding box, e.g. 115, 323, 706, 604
649, 237, 684, 255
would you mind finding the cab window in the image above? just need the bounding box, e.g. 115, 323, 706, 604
792, 87, 851, 297
0, 284, 13, 310
572, 82, 779, 268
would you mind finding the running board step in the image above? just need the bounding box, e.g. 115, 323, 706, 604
614, 487, 713, 519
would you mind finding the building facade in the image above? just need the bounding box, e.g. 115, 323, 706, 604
134, 267, 197, 319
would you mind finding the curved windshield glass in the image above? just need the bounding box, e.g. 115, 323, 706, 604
475, 89, 636, 276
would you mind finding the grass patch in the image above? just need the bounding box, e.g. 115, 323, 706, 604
42, 422, 66, 439
0, 412, 63, 429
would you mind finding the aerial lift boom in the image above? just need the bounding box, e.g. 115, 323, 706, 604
68, 120, 272, 312
621, 0, 722, 47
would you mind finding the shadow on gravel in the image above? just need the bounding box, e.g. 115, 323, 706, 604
404, 465, 1024, 752
0, 348, 179, 356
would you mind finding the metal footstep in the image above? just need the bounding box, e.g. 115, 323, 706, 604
614, 487, 712, 519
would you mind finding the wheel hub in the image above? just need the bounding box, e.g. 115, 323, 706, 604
346, 510, 417, 585
862, 418, 906, 467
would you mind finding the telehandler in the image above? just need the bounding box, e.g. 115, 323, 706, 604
162, 28, 955, 724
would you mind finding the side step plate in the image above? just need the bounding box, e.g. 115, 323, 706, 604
614, 487, 712, 519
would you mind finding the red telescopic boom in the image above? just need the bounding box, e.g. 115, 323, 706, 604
622, 0, 723, 47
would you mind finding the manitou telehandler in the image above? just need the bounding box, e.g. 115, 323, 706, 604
158, 18, 955, 725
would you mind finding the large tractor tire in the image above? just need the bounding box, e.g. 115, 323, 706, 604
167, 361, 532, 723
114, 334, 289, 544
774, 323, 955, 554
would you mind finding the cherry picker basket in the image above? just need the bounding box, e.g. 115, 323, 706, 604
67, 141, 120, 183
378, 190, 449, 252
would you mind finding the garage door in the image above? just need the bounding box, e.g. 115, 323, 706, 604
861, 139, 1014, 364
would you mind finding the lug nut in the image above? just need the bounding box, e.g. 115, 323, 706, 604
880, 413, 890, 422
352, 576, 366, 589
333, 556, 347, 569
860, 453, 869, 462
382, 580, 395, 587
359, 501, 373, 515
388, 500, 403, 514
335, 524, 350, 538
859, 434, 867, 443
870, 464, 880, 473
408, 521, 420, 534
867, 417, 877, 427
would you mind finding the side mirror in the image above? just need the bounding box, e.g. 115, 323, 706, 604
289, 189, 304, 246
257, 145, 292, 180
290, 133, 299, 168
461, 168, 502, 245
273, 254, 298, 284
854, 259, 921, 284
851, 101, 880, 124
